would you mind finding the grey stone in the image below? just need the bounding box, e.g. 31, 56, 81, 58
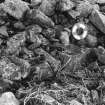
70, 99, 83, 105
59, 0, 75, 12
39, 0, 56, 16
0, 92, 19, 105
31, 0, 42, 6
7, 32, 26, 54
89, 9, 105, 33
1, 0, 29, 19
27, 9, 54, 28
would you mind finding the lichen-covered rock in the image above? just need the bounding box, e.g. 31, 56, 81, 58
0, 92, 19, 105
1, 0, 29, 19
26, 9, 54, 28
39, 0, 56, 16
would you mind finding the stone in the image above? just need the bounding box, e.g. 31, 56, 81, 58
60, 30, 70, 46
7, 32, 26, 54
96, 46, 105, 64
26, 9, 54, 28
8, 56, 30, 79
34, 61, 53, 81
89, 9, 105, 34
0, 26, 8, 37
86, 34, 97, 47
76, 1, 93, 17
68, 10, 80, 19
31, 0, 42, 6
1, 0, 29, 19
25, 92, 63, 105
39, 0, 56, 16
97, 0, 105, 4
0, 92, 19, 105
13, 21, 25, 30
0, 56, 21, 80
70, 99, 83, 105
27, 25, 42, 35
35, 48, 61, 72
91, 90, 99, 104
59, 0, 75, 12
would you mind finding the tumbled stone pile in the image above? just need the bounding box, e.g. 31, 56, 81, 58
0, 0, 105, 105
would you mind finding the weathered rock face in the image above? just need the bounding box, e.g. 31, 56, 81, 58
89, 9, 105, 34
1, 0, 29, 19
0, 92, 19, 105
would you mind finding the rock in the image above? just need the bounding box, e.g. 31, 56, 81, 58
35, 48, 61, 72
13, 21, 25, 30
89, 9, 105, 34
0, 7, 7, 25
39, 0, 56, 16
80, 48, 97, 67
25, 92, 63, 105
87, 0, 97, 4
1, 0, 29, 19
70, 99, 83, 105
31, 0, 42, 6
0, 56, 21, 80
96, 46, 105, 64
26, 9, 54, 28
76, 1, 93, 17
97, 0, 105, 4
86, 34, 97, 47
91, 90, 99, 104
0, 26, 8, 37
59, 0, 75, 12
0, 92, 19, 105
60, 30, 70, 46
27, 25, 42, 35
68, 10, 80, 19
8, 56, 30, 79
43, 28, 55, 38
34, 61, 53, 81
7, 31, 26, 54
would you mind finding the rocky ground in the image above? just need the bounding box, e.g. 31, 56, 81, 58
0, 0, 105, 105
